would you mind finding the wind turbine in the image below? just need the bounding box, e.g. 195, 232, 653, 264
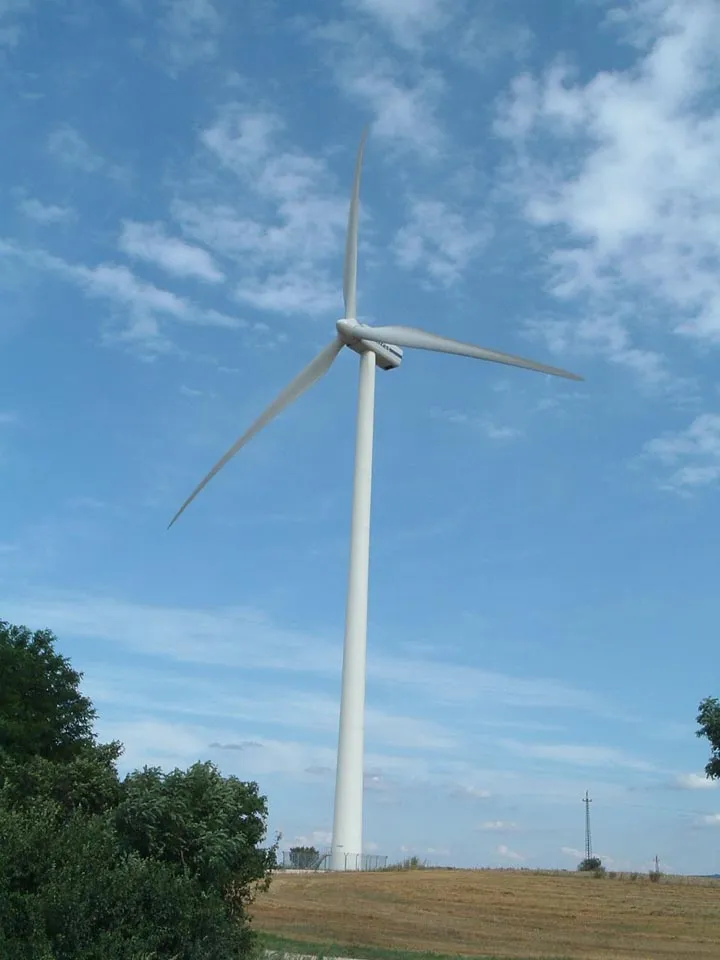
168, 129, 583, 871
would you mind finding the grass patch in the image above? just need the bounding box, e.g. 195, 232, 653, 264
255, 931, 572, 960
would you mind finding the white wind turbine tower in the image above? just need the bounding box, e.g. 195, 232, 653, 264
168, 129, 583, 871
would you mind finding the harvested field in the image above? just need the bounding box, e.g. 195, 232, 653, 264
251, 869, 720, 960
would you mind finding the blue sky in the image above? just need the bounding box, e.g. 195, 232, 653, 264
2, 0, 720, 875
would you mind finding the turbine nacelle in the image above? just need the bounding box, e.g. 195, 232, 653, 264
336, 318, 403, 371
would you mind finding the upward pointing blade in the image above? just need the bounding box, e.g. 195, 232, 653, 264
342, 127, 368, 321
168, 338, 344, 529
345, 322, 583, 381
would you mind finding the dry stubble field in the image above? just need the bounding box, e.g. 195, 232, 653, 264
251, 869, 720, 960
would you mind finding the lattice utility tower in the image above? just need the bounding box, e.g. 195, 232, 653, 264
583, 790, 593, 861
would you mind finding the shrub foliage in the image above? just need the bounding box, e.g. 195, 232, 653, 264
0, 619, 276, 960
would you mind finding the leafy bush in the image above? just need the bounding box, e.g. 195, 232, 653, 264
0, 799, 255, 960
0, 620, 276, 959
114, 761, 276, 915
578, 856, 603, 872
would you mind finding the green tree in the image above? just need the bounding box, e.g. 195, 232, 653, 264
0, 798, 255, 960
696, 696, 720, 779
0, 621, 97, 765
0, 619, 276, 958
114, 761, 277, 915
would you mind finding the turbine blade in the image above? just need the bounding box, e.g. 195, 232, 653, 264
168, 338, 344, 529
349, 323, 583, 381
342, 127, 368, 320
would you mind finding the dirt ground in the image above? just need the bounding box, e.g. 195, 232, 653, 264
250, 869, 720, 960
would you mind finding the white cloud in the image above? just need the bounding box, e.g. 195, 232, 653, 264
48, 125, 104, 173
92, 675, 458, 754
697, 813, 720, 828
0, 239, 247, 351
0, 591, 613, 717
119, 220, 224, 283
497, 738, 655, 772
496, 0, 720, 365
644, 413, 720, 490
179, 384, 204, 398
395, 199, 492, 286
341, 59, 445, 156
0, 0, 29, 48
159, 0, 221, 70
561, 846, 583, 859
431, 407, 522, 441
457, 11, 532, 72
450, 785, 492, 800
312, 23, 445, 156
524, 313, 667, 385
477, 820, 518, 832
673, 773, 717, 790
100, 716, 342, 783
174, 105, 348, 315
292, 829, 333, 848
0, 410, 18, 424
349, 0, 450, 49
497, 843, 524, 861
18, 198, 73, 223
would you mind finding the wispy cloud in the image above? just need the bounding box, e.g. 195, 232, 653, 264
119, 220, 224, 284
450, 785, 492, 800
311, 22, 446, 156
395, 199, 492, 286
0, 239, 250, 352
95, 716, 344, 782
496, 738, 656, 772
48, 124, 105, 173
560, 845, 583, 859
0, 0, 30, 48
523, 313, 668, 386
644, 413, 720, 490
431, 407, 522, 441
457, 10, 532, 72
92, 676, 460, 755
174, 106, 348, 315
477, 820, 518, 831
209, 740, 263, 751
497, 843, 524, 861
349, 0, 452, 50
0, 591, 614, 719
18, 197, 74, 224
496, 0, 720, 368
696, 813, 720, 828
672, 773, 718, 791
159, 0, 221, 71
292, 829, 333, 848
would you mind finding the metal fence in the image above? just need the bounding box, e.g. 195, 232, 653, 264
274, 849, 388, 871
